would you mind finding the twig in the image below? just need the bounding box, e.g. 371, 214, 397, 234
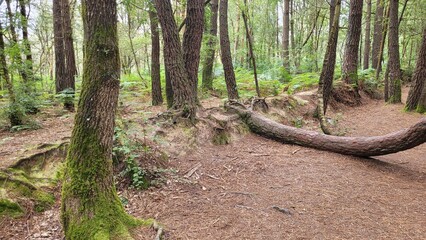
184, 163, 202, 178
205, 174, 220, 180
152, 221, 163, 240
291, 148, 301, 154
272, 206, 292, 215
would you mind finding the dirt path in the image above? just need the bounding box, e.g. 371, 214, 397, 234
0, 91, 425, 239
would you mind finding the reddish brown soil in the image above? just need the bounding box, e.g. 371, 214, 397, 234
0, 90, 425, 240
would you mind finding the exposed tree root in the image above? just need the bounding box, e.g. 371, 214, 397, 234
226, 101, 426, 157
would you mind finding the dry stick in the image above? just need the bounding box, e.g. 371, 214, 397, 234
398, 0, 409, 26
241, 0, 260, 97
184, 162, 202, 178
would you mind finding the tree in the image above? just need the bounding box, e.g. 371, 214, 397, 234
317, 0, 341, 134
227, 102, 426, 157
282, 0, 290, 69
372, 0, 384, 69
155, 0, 197, 119
219, 0, 239, 99
61, 0, 141, 238
149, 9, 163, 106
182, 0, 205, 102
53, 0, 76, 111
387, 0, 401, 103
341, 0, 363, 93
202, 0, 219, 90
405, 27, 426, 111
363, 0, 372, 69
18, 0, 34, 79
0, 22, 22, 126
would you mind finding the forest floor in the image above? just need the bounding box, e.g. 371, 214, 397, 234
0, 87, 425, 239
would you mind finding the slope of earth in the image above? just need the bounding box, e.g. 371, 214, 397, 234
0, 89, 425, 239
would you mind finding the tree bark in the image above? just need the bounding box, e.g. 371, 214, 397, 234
182, 0, 205, 102
375, 4, 389, 84
53, 0, 66, 93
61, 0, 141, 238
202, 0, 219, 90
219, 0, 239, 100
155, 0, 197, 119
342, 0, 363, 92
318, 0, 341, 114
363, 0, 371, 70
242, 0, 260, 97
149, 9, 163, 106
405, 27, 426, 111
387, 0, 401, 103
283, 0, 290, 69
18, 0, 34, 80
371, 0, 384, 69
417, 78, 426, 113
62, 0, 76, 111
226, 102, 426, 157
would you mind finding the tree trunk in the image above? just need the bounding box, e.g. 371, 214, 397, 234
226, 102, 426, 157
61, 0, 141, 238
219, 0, 239, 100
53, 0, 66, 93
371, 0, 384, 69
149, 9, 163, 106
242, 0, 260, 97
375, 4, 389, 84
417, 79, 426, 113
62, 0, 76, 111
283, 0, 290, 69
363, 0, 371, 70
182, 0, 205, 102
387, 0, 401, 103
405, 27, 426, 111
155, 0, 197, 119
18, 0, 34, 80
341, 0, 363, 93
5, 0, 28, 83
0, 22, 22, 126
318, 0, 341, 114
329, 0, 335, 31
202, 0, 219, 90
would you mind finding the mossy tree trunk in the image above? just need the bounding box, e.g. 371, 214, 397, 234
61, 0, 140, 238
0, 22, 22, 126
182, 0, 205, 102
387, 0, 401, 103
341, 0, 363, 95
282, 0, 290, 70
202, 0, 219, 91
372, 0, 384, 69
406, 27, 426, 111
363, 0, 371, 70
154, 0, 197, 119
149, 9, 163, 106
219, 0, 239, 100
18, 0, 34, 80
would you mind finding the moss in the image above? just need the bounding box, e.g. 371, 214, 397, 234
33, 190, 55, 212
0, 199, 24, 218
212, 129, 231, 145
416, 104, 426, 113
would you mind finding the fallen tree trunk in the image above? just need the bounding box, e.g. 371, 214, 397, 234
226, 101, 426, 157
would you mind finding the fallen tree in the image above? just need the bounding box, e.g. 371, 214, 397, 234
225, 101, 426, 157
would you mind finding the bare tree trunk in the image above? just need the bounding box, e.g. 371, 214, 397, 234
62, 0, 76, 111
125, 5, 145, 85
219, 0, 239, 99
202, 0, 219, 90
318, 0, 341, 114
372, 0, 384, 69
375, 3, 389, 84
226, 102, 426, 157
405, 27, 426, 111
53, 0, 66, 93
155, 0, 197, 119
363, 0, 371, 70
283, 0, 290, 69
149, 9, 163, 106
329, 0, 335, 31
242, 0, 260, 97
61, 0, 140, 238
182, 0, 205, 102
417, 79, 426, 113
342, 0, 363, 94
387, 0, 401, 103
